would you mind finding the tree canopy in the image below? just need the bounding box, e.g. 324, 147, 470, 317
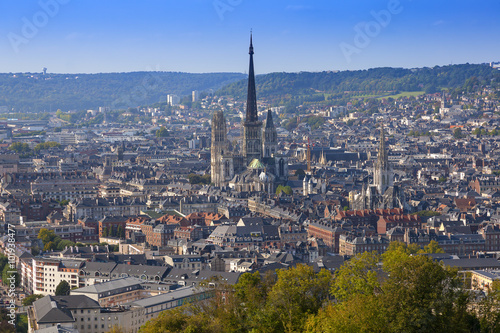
138, 240, 500, 333
55, 280, 70, 296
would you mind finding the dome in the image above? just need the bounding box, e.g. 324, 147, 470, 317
248, 158, 265, 169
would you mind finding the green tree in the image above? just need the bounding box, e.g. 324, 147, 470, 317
8, 142, 30, 154
264, 264, 331, 333
382, 241, 420, 273
55, 280, 71, 296
305, 294, 387, 333
38, 228, 57, 244
381, 254, 475, 332
418, 240, 445, 254
22, 294, 44, 306
330, 251, 380, 302
57, 240, 76, 251
453, 127, 465, 139
2, 265, 18, 287
117, 225, 125, 239
276, 185, 293, 195
34, 141, 61, 152
0, 308, 16, 333
0, 254, 8, 273
155, 126, 170, 137
478, 280, 500, 331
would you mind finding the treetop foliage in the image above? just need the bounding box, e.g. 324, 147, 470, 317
138, 240, 498, 333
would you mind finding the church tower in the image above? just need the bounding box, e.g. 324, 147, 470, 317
262, 110, 277, 158
242, 33, 263, 165
373, 124, 393, 194
211, 110, 229, 187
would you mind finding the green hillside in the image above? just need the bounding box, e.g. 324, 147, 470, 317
0, 72, 246, 112
217, 64, 500, 106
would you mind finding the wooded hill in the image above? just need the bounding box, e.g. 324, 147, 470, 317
0, 72, 246, 112
218, 63, 500, 106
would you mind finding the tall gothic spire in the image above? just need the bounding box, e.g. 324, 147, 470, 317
245, 32, 258, 122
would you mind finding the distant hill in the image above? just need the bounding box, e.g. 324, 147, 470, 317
0, 72, 246, 112
217, 64, 500, 105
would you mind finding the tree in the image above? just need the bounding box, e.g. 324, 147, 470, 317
8, 142, 30, 155
102, 227, 108, 238
155, 126, 169, 137
453, 127, 465, 139
117, 225, 125, 239
418, 240, 445, 254
0, 254, 8, 273
55, 280, 70, 296
22, 294, 44, 306
0, 308, 15, 333
381, 254, 475, 332
34, 141, 61, 152
381, 241, 420, 273
305, 294, 387, 333
264, 264, 331, 333
478, 280, 500, 331
330, 251, 380, 302
38, 228, 57, 244
57, 240, 76, 251
276, 185, 292, 195
2, 265, 18, 287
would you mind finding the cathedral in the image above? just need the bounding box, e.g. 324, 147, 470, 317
211, 35, 288, 192
351, 126, 405, 210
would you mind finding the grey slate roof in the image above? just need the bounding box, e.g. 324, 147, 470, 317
109, 264, 170, 279
71, 277, 143, 294
126, 286, 197, 308
33, 296, 74, 324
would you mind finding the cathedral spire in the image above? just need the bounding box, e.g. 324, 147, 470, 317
245, 32, 258, 122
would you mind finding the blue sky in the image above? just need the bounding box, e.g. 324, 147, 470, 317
0, 0, 498, 74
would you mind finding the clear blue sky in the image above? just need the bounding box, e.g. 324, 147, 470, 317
0, 0, 498, 74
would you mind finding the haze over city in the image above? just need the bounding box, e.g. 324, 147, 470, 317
0, 0, 499, 74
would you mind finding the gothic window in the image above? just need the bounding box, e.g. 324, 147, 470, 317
382, 175, 386, 185
279, 159, 285, 177
266, 148, 269, 157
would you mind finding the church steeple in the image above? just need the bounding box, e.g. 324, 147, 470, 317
242, 32, 262, 165
377, 124, 388, 166
262, 109, 277, 158
245, 32, 258, 122
265, 109, 274, 128
373, 124, 392, 194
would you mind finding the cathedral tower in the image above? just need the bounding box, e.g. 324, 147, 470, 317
373, 124, 393, 194
211, 110, 229, 187
262, 110, 277, 158
242, 33, 263, 165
